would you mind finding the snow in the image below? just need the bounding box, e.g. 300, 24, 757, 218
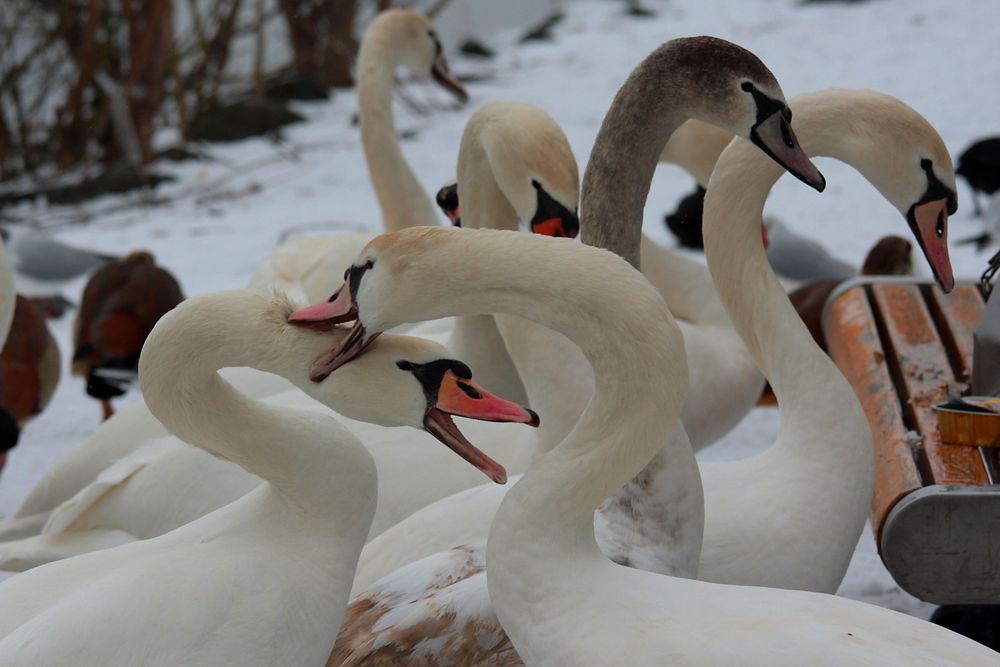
2, 0, 997, 620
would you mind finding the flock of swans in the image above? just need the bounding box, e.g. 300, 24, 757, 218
0, 8, 995, 666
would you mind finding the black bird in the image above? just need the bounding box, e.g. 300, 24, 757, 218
663, 185, 707, 249
956, 137, 1000, 216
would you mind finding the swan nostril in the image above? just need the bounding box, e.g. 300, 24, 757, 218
780, 119, 794, 149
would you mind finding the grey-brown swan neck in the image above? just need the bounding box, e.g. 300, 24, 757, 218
581, 37, 773, 268
357, 36, 440, 233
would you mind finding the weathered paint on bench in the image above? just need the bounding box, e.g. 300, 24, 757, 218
824, 279, 999, 604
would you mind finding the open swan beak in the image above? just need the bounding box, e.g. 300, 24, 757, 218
908, 198, 955, 293
289, 286, 378, 381
424, 370, 540, 484
750, 111, 826, 192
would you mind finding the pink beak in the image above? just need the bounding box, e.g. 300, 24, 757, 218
289, 284, 355, 324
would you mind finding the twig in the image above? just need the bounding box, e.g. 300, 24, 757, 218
94, 71, 143, 167
11, 136, 350, 231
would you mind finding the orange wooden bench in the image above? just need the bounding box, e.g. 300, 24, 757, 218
823, 278, 999, 605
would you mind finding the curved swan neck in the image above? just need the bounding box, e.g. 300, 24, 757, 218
424, 232, 686, 510
357, 27, 440, 233
581, 48, 702, 269
702, 90, 877, 451
455, 135, 519, 232
446, 109, 530, 404
139, 292, 376, 518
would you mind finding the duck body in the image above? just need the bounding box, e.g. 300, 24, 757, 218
0, 295, 60, 469
72, 250, 183, 419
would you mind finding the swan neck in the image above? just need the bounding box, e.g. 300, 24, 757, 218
456, 127, 520, 232
702, 107, 872, 444
580, 54, 694, 268
357, 34, 439, 232
403, 234, 694, 640
139, 292, 376, 518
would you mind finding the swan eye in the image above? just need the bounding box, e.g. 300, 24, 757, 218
396, 361, 413, 371
920, 158, 933, 171
741, 81, 753, 92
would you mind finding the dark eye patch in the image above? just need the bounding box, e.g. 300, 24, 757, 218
347, 259, 374, 302
398, 358, 475, 405
531, 180, 580, 238
742, 81, 788, 127
918, 159, 958, 215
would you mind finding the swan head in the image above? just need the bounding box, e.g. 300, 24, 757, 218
661, 36, 824, 192
448, 101, 581, 237
290, 228, 523, 379
439, 178, 579, 238
369, 10, 468, 102
436, 180, 461, 226
255, 291, 534, 484
322, 333, 537, 484
790, 89, 957, 292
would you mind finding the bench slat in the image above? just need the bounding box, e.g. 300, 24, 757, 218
871, 284, 989, 485
824, 286, 921, 545
927, 285, 984, 382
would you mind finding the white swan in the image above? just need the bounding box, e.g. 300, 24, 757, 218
322, 224, 990, 666
0, 289, 529, 664
697, 88, 955, 588
249, 9, 467, 304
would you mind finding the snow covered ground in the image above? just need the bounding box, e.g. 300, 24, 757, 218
3, 0, 999, 619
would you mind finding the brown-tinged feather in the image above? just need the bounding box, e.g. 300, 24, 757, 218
329, 544, 523, 666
